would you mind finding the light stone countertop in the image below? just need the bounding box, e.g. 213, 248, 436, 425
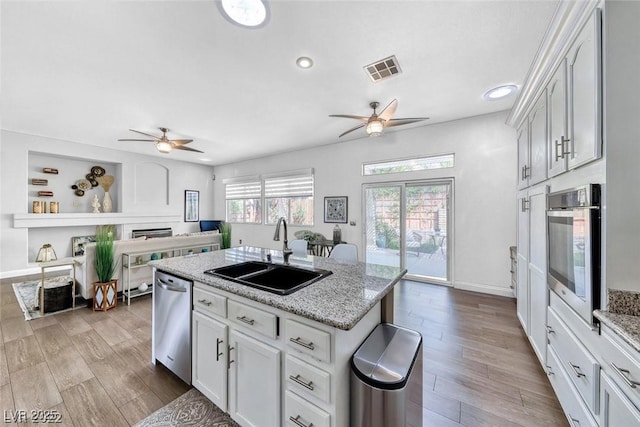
149, 246, 407, 330
594, 310, 640, 353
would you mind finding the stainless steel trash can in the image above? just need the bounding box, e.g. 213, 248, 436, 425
351, 323, 423, 427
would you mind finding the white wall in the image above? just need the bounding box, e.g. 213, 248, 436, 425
0, 130, 215, 276
213, 111, 517, 296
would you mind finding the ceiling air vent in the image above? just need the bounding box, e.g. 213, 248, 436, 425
364, 55, 402, 83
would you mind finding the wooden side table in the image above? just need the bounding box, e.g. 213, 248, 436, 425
38, 257, 77, 315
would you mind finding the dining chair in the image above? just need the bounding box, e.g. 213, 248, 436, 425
329, 243, 358, 262
290, 239, 309, 256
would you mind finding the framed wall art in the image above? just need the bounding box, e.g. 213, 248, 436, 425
324, 196, 348, 223
185, 190, 199, 222
71, 235, 96, 256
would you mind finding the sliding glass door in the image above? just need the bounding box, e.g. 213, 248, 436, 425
364, 179, 452, 284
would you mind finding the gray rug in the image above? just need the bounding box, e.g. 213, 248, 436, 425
12, 276, 78, 320
135, 389, 239, 427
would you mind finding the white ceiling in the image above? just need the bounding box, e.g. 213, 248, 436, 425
1, 0, 558, 166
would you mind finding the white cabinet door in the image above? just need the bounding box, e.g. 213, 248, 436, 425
229, 330, 281, 427
600, 371, 640, 427
517, 120, 530, 189
528, 187, 548, 366
516, 191, 530, 334
547, 60, 569, 177
568, 9, 602, 170
192, 311, 228, 410
529, 92, 548, 186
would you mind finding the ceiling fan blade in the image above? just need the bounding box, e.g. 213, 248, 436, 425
129, 129, 160, 140
378, 99, 398, 122
117, 139, 156, 142
329, 114, 369, 122
338, 123, 366, 138
173, 145, 204, 153
169, 139, 194, 145
385, 117, 429, 128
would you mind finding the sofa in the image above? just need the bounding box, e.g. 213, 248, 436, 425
75, 231, 222, 299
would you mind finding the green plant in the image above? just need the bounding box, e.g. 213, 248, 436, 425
94, 225, 117, 283
220, 222, 232, 249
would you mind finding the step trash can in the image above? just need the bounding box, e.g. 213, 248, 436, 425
351, 323, 423, 427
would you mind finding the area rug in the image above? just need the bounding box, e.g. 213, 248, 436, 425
135, 388, 239, 427
12, 276, 80, 321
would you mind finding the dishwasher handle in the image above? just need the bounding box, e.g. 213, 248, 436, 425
157, 278, 187, 293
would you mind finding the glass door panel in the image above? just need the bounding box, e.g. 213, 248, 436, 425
404, 182, 450, 282
364, 186, 401, 270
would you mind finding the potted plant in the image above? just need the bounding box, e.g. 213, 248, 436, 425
93, 224, 118, 311
220, 222, 232, 249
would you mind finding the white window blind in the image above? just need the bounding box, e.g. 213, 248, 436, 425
225, 181, 261, 199
264, 174, 314, 198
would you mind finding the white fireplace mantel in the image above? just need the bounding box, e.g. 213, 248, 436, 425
13, 212, 182, 228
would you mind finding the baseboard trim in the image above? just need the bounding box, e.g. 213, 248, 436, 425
454, 280, 515, 298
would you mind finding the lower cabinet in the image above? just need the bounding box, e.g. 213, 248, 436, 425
192, 311, 228, 409
600, 371, 640, 426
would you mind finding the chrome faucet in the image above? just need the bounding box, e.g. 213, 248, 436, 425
273, 217, 293, 265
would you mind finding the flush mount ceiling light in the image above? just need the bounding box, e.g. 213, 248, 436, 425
217, 0, 270, 29
296, 57, 314, 69
483, 84, 518, 101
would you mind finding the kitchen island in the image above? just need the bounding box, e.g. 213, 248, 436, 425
150, 246, 407, 427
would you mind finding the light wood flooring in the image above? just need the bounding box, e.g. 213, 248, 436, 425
0, 276, 568, 426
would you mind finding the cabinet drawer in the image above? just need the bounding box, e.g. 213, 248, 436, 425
285, 390, 330, 427
286, 355, 331, 404
548, 308, 599, 414
228, 299, 278, 339
547, 346, 598, 427
286, 319, 331, 363
193, 287, 227, 318
601, 324, 640, 411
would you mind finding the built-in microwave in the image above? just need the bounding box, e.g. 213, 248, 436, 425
547, 184, 601, 325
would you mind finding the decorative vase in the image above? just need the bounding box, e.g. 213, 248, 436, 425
102, 191, 113, 213
333, 224, 342, 244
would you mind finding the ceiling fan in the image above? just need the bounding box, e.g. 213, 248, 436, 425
329, 99, 429, 138
118, 127, 203, 153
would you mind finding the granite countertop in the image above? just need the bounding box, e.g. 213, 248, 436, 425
594, 310, 640, 352
149, 246, 407, 330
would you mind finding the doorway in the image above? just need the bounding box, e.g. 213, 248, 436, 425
363, 179, 452, 284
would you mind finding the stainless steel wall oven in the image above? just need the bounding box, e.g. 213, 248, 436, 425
547, 184, 601, 324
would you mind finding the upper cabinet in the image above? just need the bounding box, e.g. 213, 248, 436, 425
567, 9, 602, 170
512, 7, 602, 188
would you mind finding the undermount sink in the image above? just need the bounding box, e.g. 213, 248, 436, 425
204, 261, 332, 295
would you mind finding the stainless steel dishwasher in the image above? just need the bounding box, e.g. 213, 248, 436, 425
153, 270, 192, 384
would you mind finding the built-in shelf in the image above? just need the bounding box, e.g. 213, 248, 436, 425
13, 212, 182, 228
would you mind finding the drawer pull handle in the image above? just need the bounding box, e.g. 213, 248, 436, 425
569, 415, 581, 427
290, 337, 315, 350
289, 374, 314, 390
546, 325, 555, 334
546, 365, 554, 376
289, 415, 313, 427
236, 315, 255, 325
611, 362, 640, 388
568, 362, 586, 378
228, 346, 235, 369
216, 338, 223, 362
197, 299, 212, 306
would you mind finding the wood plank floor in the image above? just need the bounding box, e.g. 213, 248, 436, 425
0, 275, 568, 426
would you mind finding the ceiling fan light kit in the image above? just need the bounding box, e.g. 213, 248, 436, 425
366, 120, 384, 136
118, 127, 204, 154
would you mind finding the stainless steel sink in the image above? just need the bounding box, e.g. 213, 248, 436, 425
204, 261, 332, 295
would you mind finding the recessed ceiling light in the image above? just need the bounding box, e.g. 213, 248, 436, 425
483, 84, 518, 101
217, 0, 270, 29
296, 57, 314, 69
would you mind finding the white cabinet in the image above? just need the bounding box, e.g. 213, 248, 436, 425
516, 190, 530, 333
528, 91, 548, 186
527, 187, 548, 365
192, 310, 228, 409
600, 371, 640, 427
517, 120, 530, 190
547, 59, 569, 178
229, 330, 281, 427
567, 9, 602, 170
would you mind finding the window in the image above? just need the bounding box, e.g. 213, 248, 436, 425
363, 153, 454, 176
224, 177, 262, 223
264, 170, 314, 226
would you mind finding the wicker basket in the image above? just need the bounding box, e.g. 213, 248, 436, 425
38, 276, 73, 313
